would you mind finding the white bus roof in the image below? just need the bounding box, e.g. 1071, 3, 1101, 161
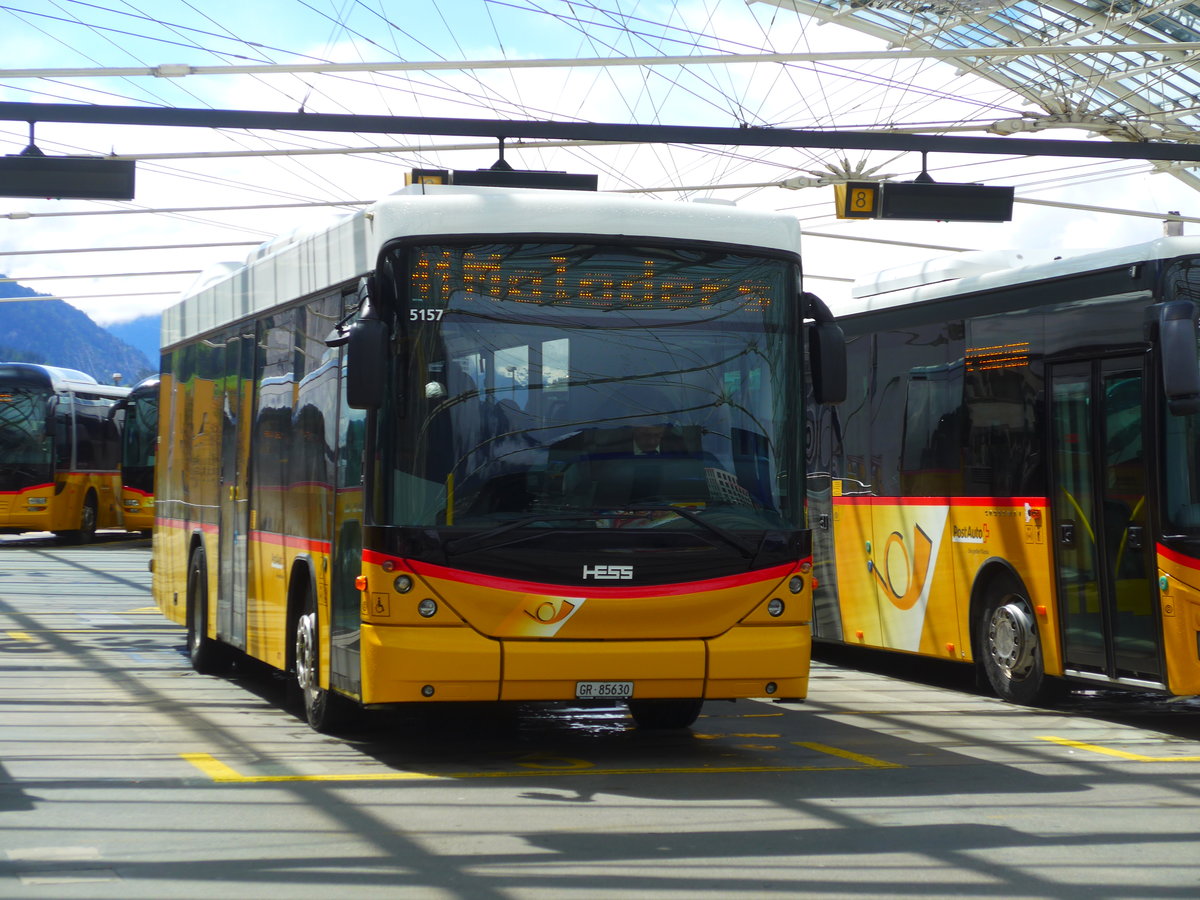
162, 183, 803, 348
840, 235, 1200, 318
0, 362, 130, 399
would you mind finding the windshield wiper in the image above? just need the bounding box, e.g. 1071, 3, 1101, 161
612, 504, 756, 559
443, 506, 758, 560
443, 513, 600, 556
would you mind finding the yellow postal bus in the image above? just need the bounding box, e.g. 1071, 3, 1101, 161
809, 237, 1200, 703
113, 375, 159, 533
0, 362, 128, 543
152, 169, 845, 731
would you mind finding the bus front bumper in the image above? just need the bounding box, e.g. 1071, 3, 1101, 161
359, 622, 810, 704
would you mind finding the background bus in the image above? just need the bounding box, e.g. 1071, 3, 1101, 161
112, 375, 159, 533
152, 168, 845, 732
808, 237, 1200, 704
0, 362, 128, 543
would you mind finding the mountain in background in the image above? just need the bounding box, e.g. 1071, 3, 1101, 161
0, 277, 156, 385
106, 315, 163, 369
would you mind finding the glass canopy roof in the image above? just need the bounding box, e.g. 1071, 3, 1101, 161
752, 0, 1200, 190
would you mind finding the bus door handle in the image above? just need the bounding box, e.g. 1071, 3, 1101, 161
1126, 525, 1144, 552
1059, 522, 1076, 546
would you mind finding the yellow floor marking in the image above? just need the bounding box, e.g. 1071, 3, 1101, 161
179, 748, 901, 784
1039, 736, 1200, 762
180, 753, 441, 783
515, 753, 593, 770
794, 741, 904, 768
816, 710, 896, 715
6, 631, 34, 642
4, 628, 179, 635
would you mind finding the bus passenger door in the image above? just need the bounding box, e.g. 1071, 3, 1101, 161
217, 330, 253, 650
1049, 358, 1161, 685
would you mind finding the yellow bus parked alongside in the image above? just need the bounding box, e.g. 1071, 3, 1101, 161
152, 168, 845, 732
808, 238, 1200, 704
0, 362, 128, 543
113, 375, 159, 533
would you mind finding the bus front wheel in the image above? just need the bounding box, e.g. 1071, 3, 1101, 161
977, 577, 1056, 706
56, 492, 98, 545
294, 591, 356, 733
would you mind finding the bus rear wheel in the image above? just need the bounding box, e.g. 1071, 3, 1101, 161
186, 548, 229, 675
294, 591, 356, 733
627, 698, 703, 729
977, 577, 1057, 706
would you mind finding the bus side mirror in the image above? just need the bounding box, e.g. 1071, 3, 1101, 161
1149, 300, 1200, 416
810, 320, 847, 406
346, 317, 389, 410
43, 399, 56, 440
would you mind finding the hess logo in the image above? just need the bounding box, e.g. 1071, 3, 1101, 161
582, 564, 633, 580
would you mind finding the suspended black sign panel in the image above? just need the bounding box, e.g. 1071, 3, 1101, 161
0, 156, 136, 200
836, 180, 1014, 222
879, 181, 1014, 222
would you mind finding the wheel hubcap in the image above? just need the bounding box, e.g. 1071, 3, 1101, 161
988, 602, 1036, 678
296, 612, 317, 695
188, 570, 201, 652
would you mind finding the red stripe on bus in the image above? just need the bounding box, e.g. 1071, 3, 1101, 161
247, 531, 333, 554
364, 549, 804, 598
832, 495, 1046, 507
1157, 543, 1200, 570
0, 483, 53, 495
155, 517, 218, 534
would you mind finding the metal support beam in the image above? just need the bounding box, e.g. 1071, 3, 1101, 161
3, 101, 1200, 162
0, 44, 1194, 79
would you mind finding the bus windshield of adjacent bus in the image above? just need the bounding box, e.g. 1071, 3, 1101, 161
0, 363, 128, 542
0, 384, 52, 490
384, 241, 801, 565
117, 377, 159, 531
1163, 256, 1200, 536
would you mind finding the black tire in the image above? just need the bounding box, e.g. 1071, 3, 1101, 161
186, 548, 229, 675
77, 493, 98, 544
56, 492, 98, 545
627, 698, 704, 729
977, 575, 1059, 706
294, 587, 357, 733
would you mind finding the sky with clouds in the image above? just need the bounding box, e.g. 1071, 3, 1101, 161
1, 0, 1198, 326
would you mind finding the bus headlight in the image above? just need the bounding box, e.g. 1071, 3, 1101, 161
393, 575, 413, 593
417, 598, 438, 618
788, 576, 804, 594
767, 598, 785, 617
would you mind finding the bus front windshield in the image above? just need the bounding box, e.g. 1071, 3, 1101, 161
384, 242, 803, 544
0, 387, 53, 490
1164, 258, 1200, 537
